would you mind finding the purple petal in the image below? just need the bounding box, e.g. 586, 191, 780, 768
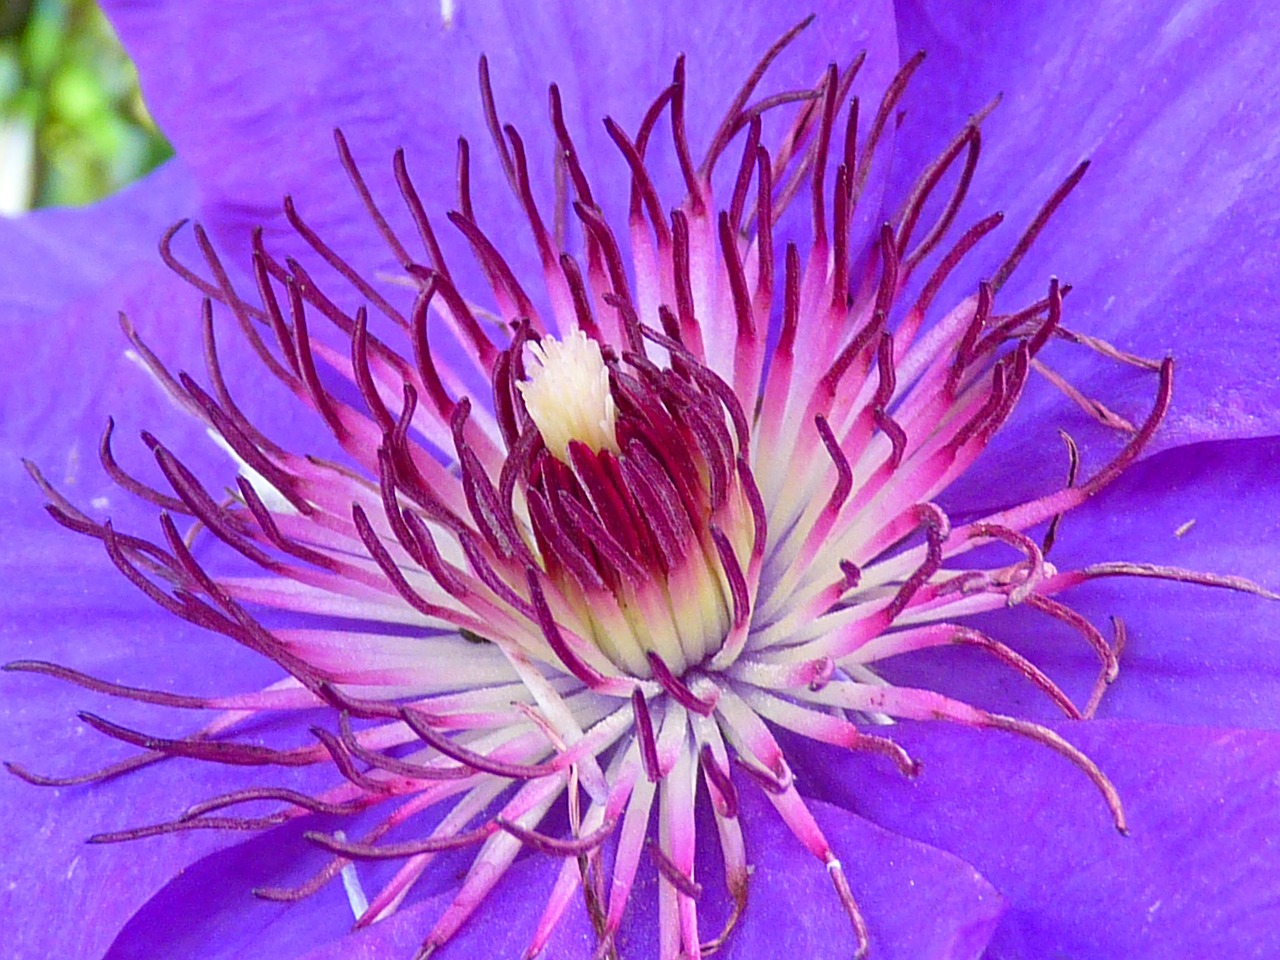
890, 0, 1280, 500
616, 788, 1004, 960
0, 161, 194, 316
0, 162, 200, 476
0, 518, 294, 960
791, 718, 1280, 959
712, 789, 1004, 960
109, 826, 598, 960
896, 436, 1280, 730
103, 782, 1002, 960
101, 1, 898, 276
0, 158, 317, 508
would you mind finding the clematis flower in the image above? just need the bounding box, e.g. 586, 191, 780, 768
3, 3, 1280, 960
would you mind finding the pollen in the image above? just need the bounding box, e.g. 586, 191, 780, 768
517, 329, 619, 462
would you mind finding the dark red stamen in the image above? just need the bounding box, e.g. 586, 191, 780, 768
558, 253, 602, 340
337, 712, 474, 781
97, 418, 189, 514
884, 505, 949, 620
447, 210, 539, 322
183, 786, 365, 820
352, 307, 396, 432
306, 824, 495, 860
698, 743, 739, 818
393, 147, 449, 278
646, 653, 717, 717
852, 50, 927, 202
351, 503, 459, 621
4, 751, 162, 788
3, 660, 211, 709
700, 13, 815, 176
524, 568, 609, 689
399, 704, 562, 780
495, 817, 617, 857
669, 56, 704, 211
283, 195, 408, 329
604, 116, 671, 247
254, 859, 350, 903
948, 627, 1083, 720
310, 724, 402, 794
898, 123, 982, 272
727, 116, 763, 234
710, 526, 751, 630
631, 687, 662, 783
911, 211, 1004, 320
334, 127, 415, 269
236, 477, 341, 573
77, 710, 318, 767
476, 55, 517, 191
647, 839, 703, 900
991, 160, 1089, 292
809, 63, 840, 249
526, 489, 609, 593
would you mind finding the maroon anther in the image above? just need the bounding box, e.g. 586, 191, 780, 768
98, 419, 188, 514
399, 706, 561, 781
815, 415, 852, 514
668, 55, 704, 212
710, 527, 751, 630
337, 712, 473, 781
182, 787, 365, 821
283, 194, 408, 329
646, 653, 717, 717
731, 754, 792, 795
525, 569, 609, 689
699, 13, 815, 178
310, 724, 400, 794
77, 710, 318, 768
898, 123, 983, 272
873, 408, 909, 470
809, 63, 840, 250
698, 744, 739, 818
647, 839, 703, 900
840, 560, 862, 589
3, 660, 211, 710
993, 160, 1090, 292
604, 115, 671, 245
632, 688, 662, 783
806, 656, 836, 692
495, 817, 618, 857
352, 503, 457, 622
885, 505, 950, 620
305, 824, 495, 861
726, 116, 762, 234
90, 814, 294, 844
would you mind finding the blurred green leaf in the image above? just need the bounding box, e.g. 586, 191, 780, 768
1, 0, 172, 212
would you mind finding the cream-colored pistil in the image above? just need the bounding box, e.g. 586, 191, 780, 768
517, 329, 619, 462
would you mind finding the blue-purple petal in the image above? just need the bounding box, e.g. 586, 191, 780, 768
101, 784, 1003, 960
790, 718, 1280, 959
889, 0, 1280, 501
102, 1, 898, 284
0, 520, 293, 960
895, 436, 1280, 730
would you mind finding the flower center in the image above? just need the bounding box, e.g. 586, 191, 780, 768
18, 20, 1273, 960
517, 330, 618, 462
512, 341, 758, 681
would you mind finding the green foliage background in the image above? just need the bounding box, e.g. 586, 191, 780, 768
1, 0, 171, 211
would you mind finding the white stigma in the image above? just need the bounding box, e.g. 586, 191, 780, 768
517, 329, 619, 463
